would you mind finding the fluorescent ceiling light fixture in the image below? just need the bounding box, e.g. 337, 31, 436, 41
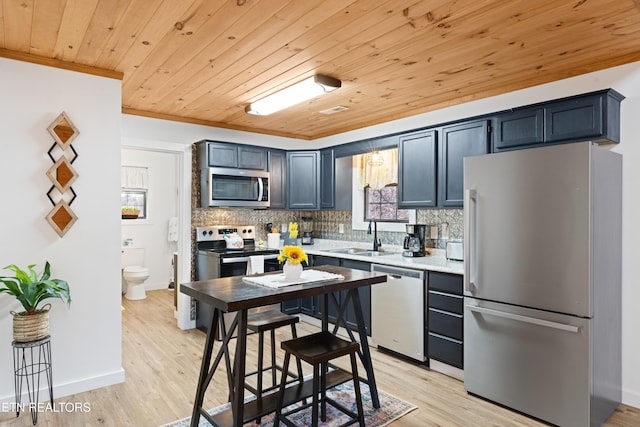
245, 74, 341, 116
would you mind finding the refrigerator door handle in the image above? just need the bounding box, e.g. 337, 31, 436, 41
466, 304, 580, 333
464, 189, 477, 293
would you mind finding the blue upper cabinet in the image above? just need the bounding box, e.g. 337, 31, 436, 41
439, 120, 490, 208
200, 141, 267, 170
494, 108, 544, 151
237, 145, 267, 170
287, 151, 320, 210
268, 150, 287, 209
195, 89, 623, 212
207, 141, 238, 167
320, 148, 336, 209
493, 89, 623, 152
398, 130, 438, 208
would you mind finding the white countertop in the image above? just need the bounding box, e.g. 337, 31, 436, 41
297, 239, 464, 275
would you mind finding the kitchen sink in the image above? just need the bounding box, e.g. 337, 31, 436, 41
326, 247, 369, 254
326, 248, 396, 256
357, 250, 396, 257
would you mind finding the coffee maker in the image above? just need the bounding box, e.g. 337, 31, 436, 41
403, 224, 427, 257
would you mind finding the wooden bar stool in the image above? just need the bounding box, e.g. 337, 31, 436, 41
244, 310, 304, 408
274, 331, 365, 427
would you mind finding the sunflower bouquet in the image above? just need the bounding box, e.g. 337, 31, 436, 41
278, 245, 308, 265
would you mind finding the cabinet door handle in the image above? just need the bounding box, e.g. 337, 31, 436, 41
466, 305, 580, 333
464, 189, 477, 294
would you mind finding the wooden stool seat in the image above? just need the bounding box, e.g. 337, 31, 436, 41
244, 310, 303, 424
247, 310, 300, 332
281, 330, 360, 365
274, 331, 365, 427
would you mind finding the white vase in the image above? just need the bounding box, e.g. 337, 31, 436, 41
283, 261, 303, 280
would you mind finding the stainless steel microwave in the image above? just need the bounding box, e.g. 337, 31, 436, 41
201, 167, 270, 208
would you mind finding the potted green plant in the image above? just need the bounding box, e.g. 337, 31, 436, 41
0, 262, 71, 342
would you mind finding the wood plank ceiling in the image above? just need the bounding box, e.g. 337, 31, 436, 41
2, 0, 640, 140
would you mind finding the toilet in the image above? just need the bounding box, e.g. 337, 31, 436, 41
122, 247, 149, 300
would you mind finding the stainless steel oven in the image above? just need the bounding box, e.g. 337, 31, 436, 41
197, 251, 281, 280
195, 226, 281, 337
200, 167, 270, 208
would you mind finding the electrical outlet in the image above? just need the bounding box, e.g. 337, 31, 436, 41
339, 223, 345, 234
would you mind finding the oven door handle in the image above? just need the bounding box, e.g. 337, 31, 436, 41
221, 254, 279, 264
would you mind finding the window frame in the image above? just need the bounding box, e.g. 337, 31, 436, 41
121, 188, 148, 220
363, 183, 410, 223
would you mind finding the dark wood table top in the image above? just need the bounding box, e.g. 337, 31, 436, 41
180, 265, 387, 313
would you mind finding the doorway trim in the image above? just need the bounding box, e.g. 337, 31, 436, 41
121, 139, 194, 330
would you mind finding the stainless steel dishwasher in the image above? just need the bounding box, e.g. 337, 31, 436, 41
371, 264, 426, 362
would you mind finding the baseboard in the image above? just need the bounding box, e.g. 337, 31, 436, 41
622, 387, 640, 409
145, 281, 172, 291
0, 368, 125, 405
429, 359, 464, 382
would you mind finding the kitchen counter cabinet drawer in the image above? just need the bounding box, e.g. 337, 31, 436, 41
429, 271, 463, 295
428, 333, 463, 368
428, 290, 463, 314
428, 308, 463, 341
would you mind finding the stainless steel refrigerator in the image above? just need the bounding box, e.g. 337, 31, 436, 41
463, 141, 621, 427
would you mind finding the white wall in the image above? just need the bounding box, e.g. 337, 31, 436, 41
0, 58, 124, 402
121, 148, 178, 290
122, 61, 640, 408
122, 114, 308, 150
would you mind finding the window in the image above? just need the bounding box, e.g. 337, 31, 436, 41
364, 184, 409, 222
352, 149, 416, 232
121, 165, 149, 220
121, 189, 147, 219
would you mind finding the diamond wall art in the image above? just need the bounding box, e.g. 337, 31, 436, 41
45, 112, 79, 237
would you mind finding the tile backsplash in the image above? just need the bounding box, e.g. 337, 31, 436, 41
192, 207, 463, 249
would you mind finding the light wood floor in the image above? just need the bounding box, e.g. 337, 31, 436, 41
2, 289, 639, 426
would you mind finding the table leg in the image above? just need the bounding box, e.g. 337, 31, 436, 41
44, 340, 53, 405
231, 309, 248, 427
349, 288, 380, 408
13, 345, 20, 417
190, 308, 220, 427
321, 294, 329, 332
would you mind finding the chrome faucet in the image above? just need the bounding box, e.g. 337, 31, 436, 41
368, 220, 381, 251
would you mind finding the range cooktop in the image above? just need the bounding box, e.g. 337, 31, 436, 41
196, 225, 279, 257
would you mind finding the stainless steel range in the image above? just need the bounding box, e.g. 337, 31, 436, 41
195, 225, 281, 335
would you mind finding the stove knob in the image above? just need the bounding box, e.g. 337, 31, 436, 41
208, 230, 213, 235
201, 230, 207, 236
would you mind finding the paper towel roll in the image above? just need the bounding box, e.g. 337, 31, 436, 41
267, 233, 281, 249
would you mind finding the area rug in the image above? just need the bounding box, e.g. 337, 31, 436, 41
162, 381, 417, 426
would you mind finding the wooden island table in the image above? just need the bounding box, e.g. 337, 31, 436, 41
180, 265, 387, 427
